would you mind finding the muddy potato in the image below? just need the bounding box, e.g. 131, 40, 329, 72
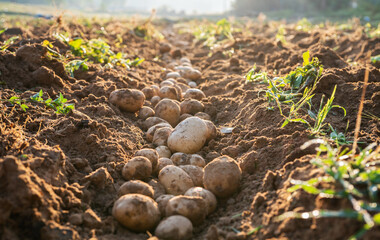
176, 77, 188, 85
142, 87, 156, 100
203, 156, 242, 198
165, 196, 206, 225
180, 57, 191, 64
160, 80, 175, 87
156, 158, 174, 175
156, 194, 175, 216
167, 117, 208, 154
188, 81, 197, 88
151, 96, 161, 107
172, 84, 183, 99
109, 89, 145, 112
204, 120, 218, 142
155, 215, 193, 240
143, 117, 169, 130
183, 89, 206, 100
148, 179, 166, 200
153, 127, 172, 146
186, 69, 202, 80
177, 82, 190, 93
166, 72, 181, 79
155, 99, 181, 127
112, 194, 160, 232
146, 123, 173, 143
180, 99, 204, 115
158, 165, 194, 195
179, 165, 204, 187
159, 43, 172, 54
122, 156, 152, 180
171, 152, 189, 166
194, 112, 211, 121
118, 180, 154, 198
135, 148, 159, 170
156, 146, 172, 159
151, 85, 160, 95
158, 86, 179, 100
139, 106, 155, 120
189, 154, 206, 168
179, 113, 192, 122
185, 187, 217, 215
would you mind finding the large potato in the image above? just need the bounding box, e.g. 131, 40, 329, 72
109, 89, 145, 112
155, 99, 181, 127
138, 106, 155, 120
153, 127, 173, 146
156, 194, 175, 216
165, 196, 206, 226
203, 156, 242, 198
112, 194, 160, 232
156, 158, 174, 175
135, 148, 159, 170
179, 165, 204, 187
159, 86, 179, 100
156, 146, 172, 159
122, 156, 152, 180
158, 165, 194, 195
171, 152, 189, 166
185, 187, 217, 215
155, 215, 193, 240
143, 117, 169, 130
146, 123, 172, 142
180, 99, 204, 115
167, 117, 208, 154
118, 180, 154, 198
189, 154, 206, 168
183, 89, 206, 101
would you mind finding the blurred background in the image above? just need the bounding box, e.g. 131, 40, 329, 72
0, 0, 379, 22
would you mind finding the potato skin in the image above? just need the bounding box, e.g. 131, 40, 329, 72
165, 196, 206, 226
189, 154, 206, 167
159, 86, 179, 100
112, 194, 160, 232
183, 89, 206, 101
185, 187, 217, 215
156, 146, 172, 159
171, 152, 189, 166
179, 165, 204, 187
158, 165, 194, 195
109, 89, 145, 112
167, 117, 208, 154
180, 99, 204, 115
155, 215, 193, 240
122, 156, 152, 180
156, 158, 174, 175
155, 99, 181, 127
146, 123, 172, 143
138, 106, 155, 120
203, 156, 242, 198
153, 127, 173, 146
156, 194, 175, 216
135, 148, 159, 170
118, 180, 154, 198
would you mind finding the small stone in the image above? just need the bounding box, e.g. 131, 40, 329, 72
69, 213, 83, 226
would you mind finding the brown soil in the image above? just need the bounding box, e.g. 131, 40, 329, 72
0, 17, 379, 240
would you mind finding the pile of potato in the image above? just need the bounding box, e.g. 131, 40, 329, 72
109, 57, 242, 239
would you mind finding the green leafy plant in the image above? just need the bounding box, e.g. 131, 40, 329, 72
245, 64, 269, 83
279, 139, 380, 240
371, 55, 380, 64
65, 60, 89, 77
1, 36, 19, 51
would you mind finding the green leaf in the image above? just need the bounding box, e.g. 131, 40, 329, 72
303, 51, 310, 66
373, 213, 380, 225
20, 104, 29, 111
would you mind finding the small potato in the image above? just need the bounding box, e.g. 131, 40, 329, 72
155, 215, 193, 240
189, 154, 206, 168
143, 117, 169, 130
156, 146, 172, 159
194, 112, 211, 121
156, 194, 175, 216
167, 117, 208, 154
166, 72, 181, 79
204, 120, 218, 142
156, 158, 174, 175
171, 152, 190, 166
151, 96, 161, 107
172, 84, 183, 99
142, 87, 156, 100
159, 86, 179, 100
148, 179, 166, 200
160, 80, 175, 87
122, 156, 152, 180
177, 82, 190, 93
109, 89, 145, 112
180, 57, 191, 64
184, 89, 206, 101
159, 43, 172, 54
135, 148, 159, 170
112, 194, 160, 232
118, 180, 154, 198
176, 77, 188, 85
179, 165, 204, 187
165, 196, 206, 225
185, 187, 217, 215
151, 85, 160, 95
139, 106, 155, 120
188, 81, 197, 88
180, 99, 204, 115
153, 127, 172, 146
203, 156, 242, 198
158, 165, 194, 195
146, 123, 173, 143
186, 69, 202, 81
155, 99, 181, 127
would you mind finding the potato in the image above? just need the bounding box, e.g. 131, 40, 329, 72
155, 215, 193, 240
109, 89, 145, 112
156, 158, 174, 175
179, 113, 192, 122
188, 81, 197, 88
158, 86, 179, 100
118, 180, 154, 198
194, 112, 211, 121
166, 72, 181, 79
180, 57, 191, 64
203, 156, 242, 198
135, 148, 159, 170
148, 179, 166, 200
179, 165, 204, 187
142, 87, 156, 100
156, 194, 175, 216
112, 194, 160, 232
185, 187, 217, 215
177, 82, 190, 93
159, 43, 172, 54
172, 84, 183, 100
167, 117, 208, 154
151, 85, 160, 95
139, 106, 155, 120
146, 123, 173, 143
151, 96, 161, 107
182, 69, 202, 81
156, 146, 172, 159
204, 120, 218, 142
122, 156, 152, 180
176, 77, 188, 85
160, 80, 175, 87
143, 117, 169, 130
153, 127, 172, 146
165, 196, 206, 225
158, 165, 194, 195
183, 89, 206, 101
155, 99, 181, 127
180, 99, 204, 115
171, 152, 189, 166
189, 154, 206, 168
